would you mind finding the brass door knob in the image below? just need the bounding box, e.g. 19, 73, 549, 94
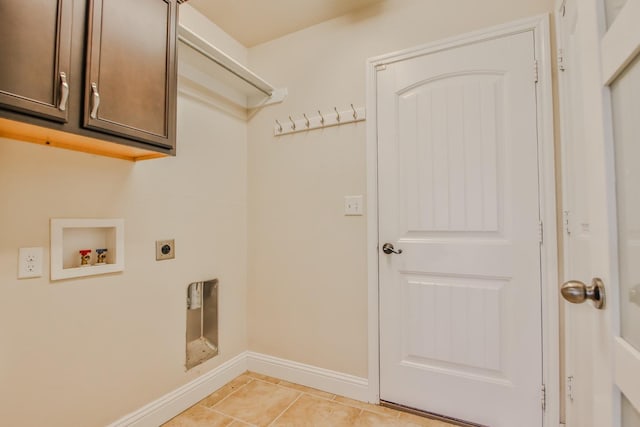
560, 278, 606, 310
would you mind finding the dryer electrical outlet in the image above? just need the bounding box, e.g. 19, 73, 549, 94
156, 239, 175, 260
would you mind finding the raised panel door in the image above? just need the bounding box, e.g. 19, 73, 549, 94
0, 0, 72, 122
378, 30, 543, 427
84, 0, 177, 149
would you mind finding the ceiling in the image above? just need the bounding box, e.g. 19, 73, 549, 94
187, 0, 385, 47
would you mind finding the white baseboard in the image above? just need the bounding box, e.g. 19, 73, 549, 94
246, 352, 371, 403
107, 351, 371, 426
106, 352, 248, 427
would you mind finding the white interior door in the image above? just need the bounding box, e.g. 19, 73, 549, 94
558, 0, 640, 425
377, 28, 545, 427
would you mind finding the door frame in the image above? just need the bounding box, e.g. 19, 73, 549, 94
365, 14, 559, 426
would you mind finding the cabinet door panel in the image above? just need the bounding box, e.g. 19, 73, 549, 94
0, 0, 72, 122
84, 0, 177, 149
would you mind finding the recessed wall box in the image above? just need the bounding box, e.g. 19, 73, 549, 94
186, 279, 219, 370
50, 218, 124, 280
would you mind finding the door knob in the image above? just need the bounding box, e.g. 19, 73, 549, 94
382, 243, 403, 255
560, 278, 605, 309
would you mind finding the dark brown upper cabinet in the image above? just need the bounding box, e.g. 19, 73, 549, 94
84, 0, 177, 150
0, 0, 73, 122
0, 0, 178, 160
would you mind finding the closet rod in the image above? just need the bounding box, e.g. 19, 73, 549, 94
178, 36, 272, 96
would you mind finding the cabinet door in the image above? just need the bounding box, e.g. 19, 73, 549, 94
84, 0, 177, 149
0, 0, 73, 122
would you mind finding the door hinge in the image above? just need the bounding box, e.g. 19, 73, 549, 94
563, 211, 571, 235
567, 375, 574, 402
538, 221, 544, 244
541, 384, 547, 411
376, 64, 387, 71
558, 48, 566, 72
534, 60, 539, 83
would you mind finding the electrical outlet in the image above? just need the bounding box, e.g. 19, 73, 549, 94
18, 247, 43, 279
156, 239, 175, 261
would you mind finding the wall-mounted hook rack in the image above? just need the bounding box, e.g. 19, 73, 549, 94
274, 105, 366, 136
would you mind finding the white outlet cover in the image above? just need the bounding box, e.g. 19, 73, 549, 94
18, 247, 44, 279
344, 195, 364, 216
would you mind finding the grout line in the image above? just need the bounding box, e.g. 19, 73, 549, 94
276, 381, 336, 401
209, 378, 255, 409
209, 407, 258, 427
248, 373, 394, 418
331, 396, 402, 419
266, 393, 303, 427
180, 372, 426, 426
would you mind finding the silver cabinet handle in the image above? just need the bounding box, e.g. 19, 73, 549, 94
382, 243, 403, 255
560, 278, 606, 309
58, 72, 69, 111
90, 82, 100, 119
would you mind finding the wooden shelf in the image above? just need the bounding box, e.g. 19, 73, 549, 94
177, 24, 287, 109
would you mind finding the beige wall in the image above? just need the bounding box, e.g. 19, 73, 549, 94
180, 4, 248, 67
0, 14, 248, 427
247, 0, 555, 378
0, 2, 561, 425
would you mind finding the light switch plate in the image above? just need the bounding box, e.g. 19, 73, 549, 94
156, 239, 175, 260
344, 195, 364, 216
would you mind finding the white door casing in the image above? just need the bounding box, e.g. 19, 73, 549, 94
557, 0, 640, 425
366, 16, 558, 427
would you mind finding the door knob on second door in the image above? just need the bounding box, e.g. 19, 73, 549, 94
560, 278, 606, 309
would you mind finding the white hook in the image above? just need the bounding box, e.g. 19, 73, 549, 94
289, 116, 296, 130
318, 110, 325, 125
275, 119, 283, 133
303, 113, 310, 128
334, 107, 340, 122
351, 104, 357, 119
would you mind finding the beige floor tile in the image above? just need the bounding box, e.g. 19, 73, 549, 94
245, 371, 281, 384
397, 411, 457, 427
271, 393, 361, 427
355, 410, 452, 427
353, 410, 408, 426
276, 380, 336, 400
333, 396, 401, 418
162, 405, 234, 427
213, 379, 300, 426
200, 374, 254, 408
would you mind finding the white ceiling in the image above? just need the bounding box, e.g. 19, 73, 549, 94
187, 0, 385, 47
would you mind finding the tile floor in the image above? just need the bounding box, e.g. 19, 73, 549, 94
163, 371, 456, 427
